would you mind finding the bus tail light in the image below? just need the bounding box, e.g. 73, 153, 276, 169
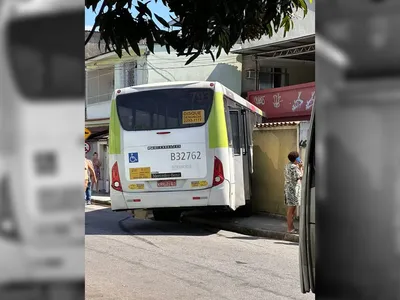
0, 175, 20, 241
212, 157, 224, 187
111, 162, 123, 192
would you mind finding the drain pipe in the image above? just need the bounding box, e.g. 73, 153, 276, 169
255, 54, 260, 91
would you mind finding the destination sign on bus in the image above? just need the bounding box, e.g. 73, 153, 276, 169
182, 110, 205, 124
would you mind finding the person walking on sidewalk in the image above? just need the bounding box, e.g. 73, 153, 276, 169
284, 151, 303, 233
85, 156, 97, 205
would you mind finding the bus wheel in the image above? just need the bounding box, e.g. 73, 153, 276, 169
152, 209, 182, 222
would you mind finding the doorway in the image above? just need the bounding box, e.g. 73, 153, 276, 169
98, 142, 109, 193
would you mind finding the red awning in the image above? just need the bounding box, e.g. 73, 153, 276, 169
248, 82, 315, 122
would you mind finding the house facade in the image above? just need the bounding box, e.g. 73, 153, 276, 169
231, 2, 316, 215
233, 1, 315, 121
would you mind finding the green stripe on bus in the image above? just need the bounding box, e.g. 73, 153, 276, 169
208, 92, 228, 148
109, 99, 121, 154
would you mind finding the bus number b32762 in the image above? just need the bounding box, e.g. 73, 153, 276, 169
171, 151, 201, 161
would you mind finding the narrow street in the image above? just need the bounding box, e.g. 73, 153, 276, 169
85, 205, 313, 300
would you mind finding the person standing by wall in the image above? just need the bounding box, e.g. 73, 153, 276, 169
284, 151, 303, 233
92, 152, 102, 192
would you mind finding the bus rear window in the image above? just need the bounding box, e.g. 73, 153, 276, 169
116, 88, 214, 131
6, 10, 84, 100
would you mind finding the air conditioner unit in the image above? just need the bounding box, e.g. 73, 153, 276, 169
246, 70, 256, 79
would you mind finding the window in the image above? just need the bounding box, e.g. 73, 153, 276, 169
86, 68, 114, 105
116, 88, 214, 131
259, 68, 289, 90
229, 111, 241, 155
7, 10, 84, 99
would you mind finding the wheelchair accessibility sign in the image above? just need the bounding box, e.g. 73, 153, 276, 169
128, 152, 139, 163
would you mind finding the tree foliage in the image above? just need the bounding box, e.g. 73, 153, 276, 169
85, 0, 311, 64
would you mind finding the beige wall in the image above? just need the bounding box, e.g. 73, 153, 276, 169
252, 126, 298, 215
147, 45, 243, 95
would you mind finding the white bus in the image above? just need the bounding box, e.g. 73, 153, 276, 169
109, 81, 265, 221
0, 0, 84, 297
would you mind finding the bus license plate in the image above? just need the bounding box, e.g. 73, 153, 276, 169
157, 180, 176, 187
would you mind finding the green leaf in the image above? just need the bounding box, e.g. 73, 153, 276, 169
92, 2, 98, 12
121, 36, 131, 55
146, 33, 155, 53
185, 51, 201, 65
216, 46, 222, 59
85, 0, 98, 10
91, 0, 312, 65
114, 39, 123, 58
154, 14, 170, 28
208, 50, 215, 62
128, 38, 141, 56
137, 1, 152, 17
299, 0, 308, 17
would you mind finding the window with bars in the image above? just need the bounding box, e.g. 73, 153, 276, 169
122, 62, 136, 87
258, 68, 289, 90
86, 67, 114, 105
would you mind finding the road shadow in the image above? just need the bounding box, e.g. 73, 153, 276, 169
85, 207, 219, 237
183, 209, 252, 220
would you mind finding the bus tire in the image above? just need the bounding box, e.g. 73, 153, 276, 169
152, 209, 182, 222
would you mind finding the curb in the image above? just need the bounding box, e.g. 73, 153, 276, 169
183, 216, 299, 243
259, 212, 299, 221
90, 199, 111, 206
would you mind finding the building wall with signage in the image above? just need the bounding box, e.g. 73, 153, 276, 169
248, 82, 315, 122
241, 55, 315, 96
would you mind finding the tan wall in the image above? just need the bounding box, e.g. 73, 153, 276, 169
252, 126, 298, 215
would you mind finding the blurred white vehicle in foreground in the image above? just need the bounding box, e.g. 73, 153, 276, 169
0, 0, 84, 298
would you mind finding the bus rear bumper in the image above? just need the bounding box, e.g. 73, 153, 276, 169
111, 181, 230, 211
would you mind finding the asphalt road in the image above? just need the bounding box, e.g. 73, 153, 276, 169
85, 205, 314, 300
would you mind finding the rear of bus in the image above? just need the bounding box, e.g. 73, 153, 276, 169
109, 82, 231, 214
0, 0, 84, 292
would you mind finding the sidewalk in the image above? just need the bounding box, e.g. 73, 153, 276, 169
89, 193, 299, 243
91, 192, 111, 205
183, 213, 299, 243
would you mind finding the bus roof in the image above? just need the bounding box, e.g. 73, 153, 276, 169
116, 81, 266, 117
